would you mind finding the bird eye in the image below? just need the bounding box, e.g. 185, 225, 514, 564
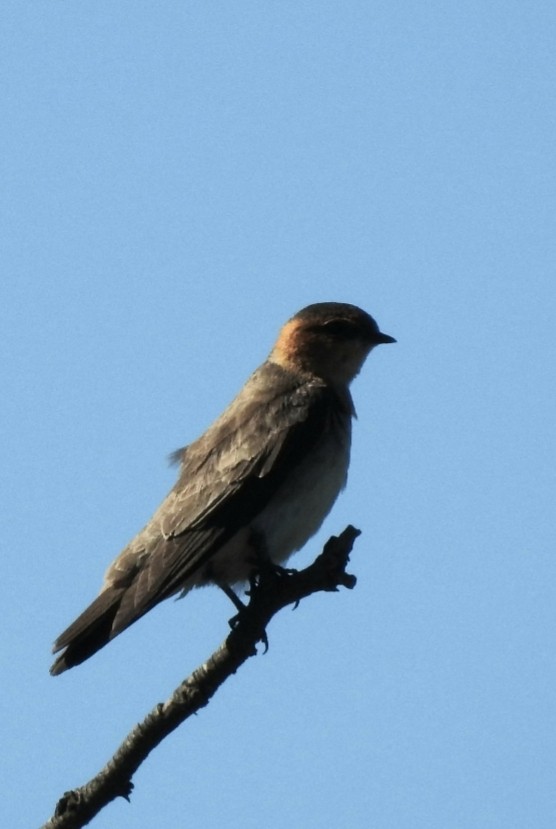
319, 319, 360, 339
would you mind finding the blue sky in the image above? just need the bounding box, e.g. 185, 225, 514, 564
2, 2, 555, 827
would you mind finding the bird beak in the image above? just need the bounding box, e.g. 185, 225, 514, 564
375, 332, 396, 344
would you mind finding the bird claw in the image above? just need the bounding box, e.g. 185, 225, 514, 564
227, 563, 292, 651
246, 560, 296, 596
260, 629, 269, 653
226, 532, 298, 650
227, 605, 270, 652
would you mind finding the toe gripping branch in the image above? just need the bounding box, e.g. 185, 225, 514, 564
42, 527, 361, 829
226, 525, 361, 656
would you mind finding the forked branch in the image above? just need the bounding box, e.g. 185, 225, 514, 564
41, 525, 361, 829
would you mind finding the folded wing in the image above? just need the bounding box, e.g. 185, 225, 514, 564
51, 365, 345, 674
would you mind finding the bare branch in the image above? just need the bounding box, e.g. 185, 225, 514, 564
41, 525, 361, 829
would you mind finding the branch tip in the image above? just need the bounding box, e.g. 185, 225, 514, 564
42, 526, 363, 829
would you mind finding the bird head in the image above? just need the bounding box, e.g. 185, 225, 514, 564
270, 302, 396, 386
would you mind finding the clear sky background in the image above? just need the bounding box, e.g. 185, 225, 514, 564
2, 2, 555, 827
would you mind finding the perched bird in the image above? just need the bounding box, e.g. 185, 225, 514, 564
50, 302, 395, 675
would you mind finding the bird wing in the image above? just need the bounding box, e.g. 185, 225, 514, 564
106, 366, 345, 632
50, 365, 351, 672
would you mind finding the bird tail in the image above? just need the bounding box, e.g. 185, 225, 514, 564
50, 588, 126, 676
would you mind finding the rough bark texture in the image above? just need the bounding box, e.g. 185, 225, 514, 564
41, 525, 360, 829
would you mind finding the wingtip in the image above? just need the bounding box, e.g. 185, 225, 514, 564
49, 654, 68, 676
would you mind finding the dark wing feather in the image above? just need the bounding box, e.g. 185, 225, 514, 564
50, 588, 125, 675
51, 364, 347, 672
110, 370, 342, 627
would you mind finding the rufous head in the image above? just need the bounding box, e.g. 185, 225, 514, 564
270, 302, 395, 385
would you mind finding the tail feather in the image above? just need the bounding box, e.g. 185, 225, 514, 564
50, 588, 125, 676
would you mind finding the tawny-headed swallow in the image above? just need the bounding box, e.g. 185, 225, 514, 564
50, 302, 395, 675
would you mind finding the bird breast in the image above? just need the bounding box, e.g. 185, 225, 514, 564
254, 427, 351, 562
201, 421, 351, 588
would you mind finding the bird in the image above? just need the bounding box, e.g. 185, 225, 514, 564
50, 302, 395, 675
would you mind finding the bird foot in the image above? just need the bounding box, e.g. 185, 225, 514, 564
226, 560, 296, 651
227, 600, 270, 652
218, 583, 246, 614
246, 560, 296, 596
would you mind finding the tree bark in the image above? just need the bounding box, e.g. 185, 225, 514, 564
41, 525, 360, 829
